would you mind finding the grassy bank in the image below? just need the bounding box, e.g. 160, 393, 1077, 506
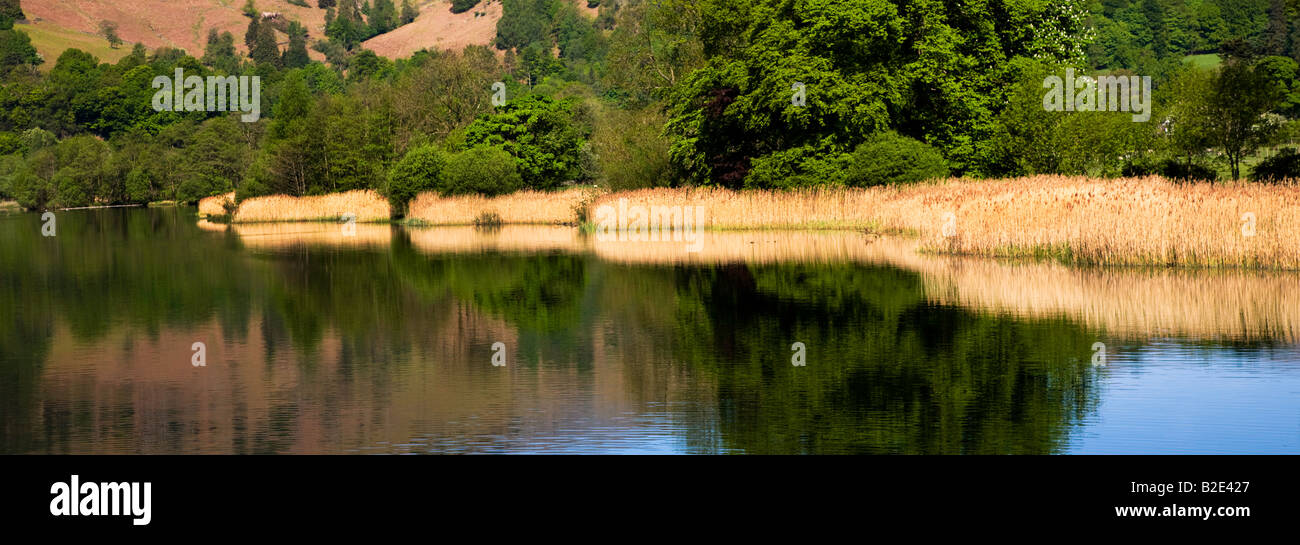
199, 176, 1300, 268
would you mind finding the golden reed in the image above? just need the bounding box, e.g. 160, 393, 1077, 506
202, 176, 1300, 268
197, 192, 235, 218
593, 176, 1300, 268
232, 190, 391, 223
406, 187, 600, 226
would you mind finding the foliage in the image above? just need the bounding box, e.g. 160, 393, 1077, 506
0, 19, 40, 72
663, 0, 1096, 187
400, 0, 419, 24
451, 0, 481, 14
0, 0, 23, 22
495, 0, 558, 51
461, 95, 590, 189
97, 21, 123, 49
843, 132, 949, 187
1251, 147, 1300, 181
441, 144, 524, 196
386, 143, 446, 216
1123, 157, 1219, 182
588, 102, 674, 190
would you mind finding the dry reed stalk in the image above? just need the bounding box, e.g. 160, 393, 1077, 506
232, 190, 390, 223
197, 192, 235, 217
591, 177, 1300, 268
406, 187, 601, 225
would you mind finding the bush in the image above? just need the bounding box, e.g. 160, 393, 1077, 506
386, 144, 447, 217
844, 132, 949, 187
450, 0, 481, 13
744, 146, 851, 189
1252, 148, 1300, 183
1123, 159, 1218, 182
441, 145, 524, 196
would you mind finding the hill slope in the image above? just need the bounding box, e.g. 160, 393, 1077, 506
18, 0, 503, 63
362, 0, 502, 59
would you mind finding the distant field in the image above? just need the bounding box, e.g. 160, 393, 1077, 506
1183, 53, 1222, 69
16, 21, 130, 69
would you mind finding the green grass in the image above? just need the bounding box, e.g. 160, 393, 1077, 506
1183, 53, 1222, 69
16, 21, 131, 71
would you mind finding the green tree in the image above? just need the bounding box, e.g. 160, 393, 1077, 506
282, 21, 311, 69
1205, 56, 1287, 179
0, 20, 40, 72
496, 0, 558, 51
202, 29, 241, 73
451, 0, 481, 14
245, 15, 261, 51
461, 95, 589, 189
386, 144, 446, 217
98, 20, 123, 49
370, 0, 398, 35
441, 145, 524, 196
664, 0, 1096, 187
0, 0, 23, 22
400, 0, 419, 24
250, 20, 281, 67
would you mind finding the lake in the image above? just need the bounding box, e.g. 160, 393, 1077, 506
1, 207, 1297, 454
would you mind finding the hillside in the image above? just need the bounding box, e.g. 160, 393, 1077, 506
362, 0, 501, 59
16, 0, 505, 65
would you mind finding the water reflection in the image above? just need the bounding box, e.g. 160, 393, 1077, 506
0, 208, 1295, 454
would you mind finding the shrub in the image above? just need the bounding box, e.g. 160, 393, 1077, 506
745, 146, 852, 189
450, 0, 481, 13
386, 144, 447, 217
1124, 159, 1219, 182
441, 145, 524, 196
844, 132, 949, 187
1252, 148, 1300, 183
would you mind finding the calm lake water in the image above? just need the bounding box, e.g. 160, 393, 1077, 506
1, 207, 1297, 454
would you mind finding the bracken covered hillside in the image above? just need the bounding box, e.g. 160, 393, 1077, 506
16, 0, 506, 64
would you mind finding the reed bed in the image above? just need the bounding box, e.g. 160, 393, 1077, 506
197, 192, 235, 218
887, 177, 1300, 269
406, 187, 601, 226
208, 176, 1300, 267
593, 177, 1300, 268
589, 186, 888, 230
232, 190, 391, 223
